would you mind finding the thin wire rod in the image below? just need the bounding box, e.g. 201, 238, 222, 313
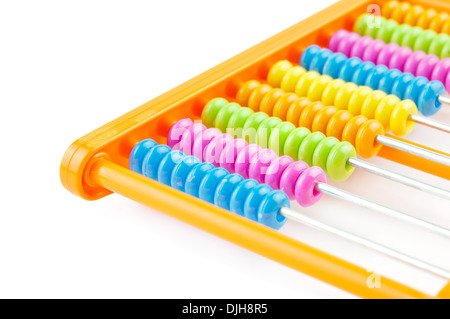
348, 157, 450, 201
376, 135, 450, 167
316, 182, 450, 240
411, 114, 450, 134
438, 95, 450, 105
280, 206, 450, 279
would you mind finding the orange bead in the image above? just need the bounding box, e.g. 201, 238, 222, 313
404, 5, 424, 25
247, 84, 272, 111
356, 120, 385, 158
417, 9, 437, 30
260, 88, 285, 116
442, 19, 450, 34
312, 106, 337, 134
236, 80, 260, 106
273, 93, 298, 121
326, 110, 352, 140
299, 102, 324, 131
341, 115, 367, 147
286, 97, 310, 126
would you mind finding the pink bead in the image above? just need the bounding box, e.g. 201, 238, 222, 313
235, 144, 262, 179
337, 32, 360, 56
328, 30, 348, 52
388, 46, 412, 71
192, 128, 221, 161
204, 133, 233, 166
350, 35, 373, 59
431, 58, 450, 90
248, 148, 278, 184
219, 138, 248, 173
376, 42, 399, 67
404, 51, 427, 74
264, 156, 294, 190
177, 123, 206, 155
362, 39, 385, 63
417, 54, 440, 79
167, 118, 192, 148
295, 166, 327, 207
446, 72, 450, 94
279, 161, 309, 200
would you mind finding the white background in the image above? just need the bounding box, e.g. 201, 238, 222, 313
1, 0, 450, 299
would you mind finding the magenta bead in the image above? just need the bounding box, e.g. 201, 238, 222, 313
376, 42, 399, 67
279, 161, 309, 200
328, 29, 348, 52
248, 148, 278, 183
349, 35, 373, 59
388, 46, 412, 70
294, 166, 327, 207
362, 39, 385, 63
192, 128, 221, 161
167, 118, 193, 148
177, 123, 206, 155
235, 144, 262, 179
416, 54, 440, 79
204, 133, 233, 166
264, 156, 294, 190
404, 51, 427, 74
431, 58, 450, 90
337, 32, 360, 56
219, 138, 248, 173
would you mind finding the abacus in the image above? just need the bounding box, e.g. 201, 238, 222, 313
60, 0, 450, 298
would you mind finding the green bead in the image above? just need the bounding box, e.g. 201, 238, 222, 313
441, 41, 450, 59
268, 122, 296, 156
243, 112, 269, 144
326, 142, 356, 182
214, 102, 240, 133
401, 27, 423, 49
353, 13, 370, 35
256, 117, 282, 149
227, 107, 254, 139
283, 127, 311, 161
390, 24, 411, 45
376, 19, 398, 43
428, 34, 449, 57
414, 29, 438, 52
202, 98, 228, 128
298, 131, 325, 167
312, 137, 340, 176
366, 16, 388, 38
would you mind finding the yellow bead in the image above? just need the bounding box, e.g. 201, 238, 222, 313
348, 86, 373, 116
361, 90, 387, 120
280, 66, 306, 92
307, 75, 333, 102
267, 60, 293, 88
321, 79, 345, 106
390, 100, 417, 136
374, 95, 401, 132
334, 82, 358, 110
295, 71, 320, 98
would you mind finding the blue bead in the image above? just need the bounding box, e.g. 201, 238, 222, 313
157, 150, 185, 186
258, 190, 289, 230
378, 69, 402, 94
185, 162, 215, 198
171, 156, 201, 192
338, 57, 362, 82
214, 174, 244, 210
300, 45, 321, 70
405, 77, 428, 112
391, 72, 415, 99
419, 81, 444, 117
229, 179, 259, 216
322, 53, 347, 78
243, 184, 272, 222
351, 61, 375, 86
142, 145, 171, 180
365, 64, 389, 90
129, 139, 158, 174
198, 167, 229, 204
309, 49, 333, 73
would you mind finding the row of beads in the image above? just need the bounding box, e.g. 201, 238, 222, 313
129, 139, 289, 229
382, 1, 450, 34
329, 29, 450, 92
266, 60, 417, 136
301, 45, 445, 116
354, 13, 450, 59
167, 118, 326, 207
201, 97, 356, 182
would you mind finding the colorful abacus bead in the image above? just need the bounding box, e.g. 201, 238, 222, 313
129, 139, 289, 229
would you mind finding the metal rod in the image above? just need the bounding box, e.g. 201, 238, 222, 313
348, 157, 450, 201
411, 114, 450, 134
280, 206, 450, 279
376, 135, 450, 167
438, 95, 450, 106
316, 182, 450, 239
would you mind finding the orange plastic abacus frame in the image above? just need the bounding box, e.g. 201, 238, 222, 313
60, 0, 450, 298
